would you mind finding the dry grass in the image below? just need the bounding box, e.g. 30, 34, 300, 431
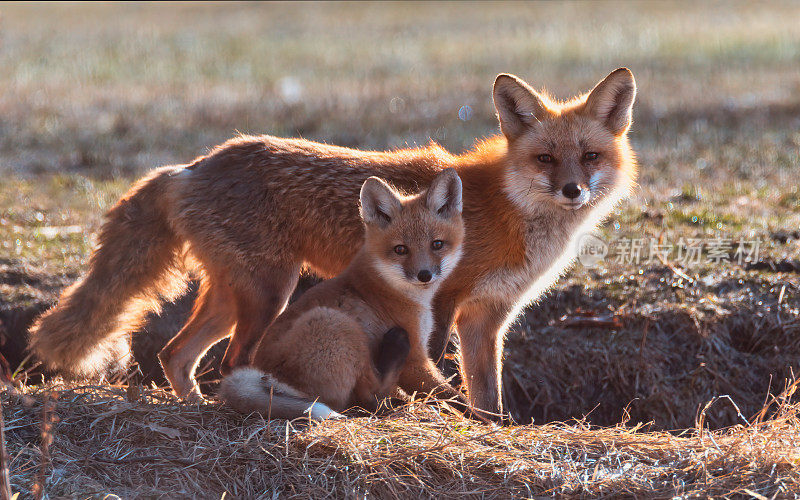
3, 381, 800, 498
1, 2, 800, 497
502, 272, 800, 430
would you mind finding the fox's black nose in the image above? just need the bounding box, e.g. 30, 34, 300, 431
562, 183, 582, 199
417, 270, 432, 283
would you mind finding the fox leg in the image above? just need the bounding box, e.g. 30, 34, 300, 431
158, 278, 235, 398
261, 307, 369, 413
428, 291, 459, 365
397, 338, 463, 403
374, 327, 411, 389
220, 262, 301, 375
454, 299, 510, 414
354, 327, 411, 411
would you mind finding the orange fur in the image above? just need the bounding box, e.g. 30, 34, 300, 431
29, 69, 637, 412
220, 171, 465, 418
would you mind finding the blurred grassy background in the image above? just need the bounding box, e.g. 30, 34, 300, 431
1, 1, 799, 428
2, 1, 799, 272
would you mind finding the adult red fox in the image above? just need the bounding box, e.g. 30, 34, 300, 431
219, 170, 464, 419
29, 68, 637, 413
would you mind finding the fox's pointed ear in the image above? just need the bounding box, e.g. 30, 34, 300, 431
583, 68, 636, 135
360, 177, 402, 227
425, 168, 462, 219
493, 74, 549, 140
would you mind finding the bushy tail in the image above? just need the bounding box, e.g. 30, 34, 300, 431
219, 367, 343, 420
29, 166, 188, 378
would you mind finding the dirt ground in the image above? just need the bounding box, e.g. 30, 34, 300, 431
1, 2, 799, 497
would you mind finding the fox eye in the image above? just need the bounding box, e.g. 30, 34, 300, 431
431, 240, 444, 250
584, 152, 599, 161
537, 154, 553, 164
394, 245, 408, 255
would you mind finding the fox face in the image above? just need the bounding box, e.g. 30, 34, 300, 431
494, 68, 637, 212
359, 168, 464, 293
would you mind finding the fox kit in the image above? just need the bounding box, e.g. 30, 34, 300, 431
219, 170, 464, 419
29, 69, 636, 413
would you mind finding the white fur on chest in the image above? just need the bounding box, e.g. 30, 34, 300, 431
417, 303, 434, 348
473, 224, 571, 305
473, 191, 627, 314
402, 285, 435, 349
371, 254, 454, 350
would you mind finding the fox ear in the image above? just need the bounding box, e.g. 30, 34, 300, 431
493, 74, 549, 140
425, 168, 462, 218
583, 68, 636, 135
360, 177, 402, 227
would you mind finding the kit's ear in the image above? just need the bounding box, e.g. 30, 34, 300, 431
425, 168, 462, 218
360, 176, 402, 227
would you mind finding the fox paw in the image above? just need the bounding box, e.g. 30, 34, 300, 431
376, 327, 411, 378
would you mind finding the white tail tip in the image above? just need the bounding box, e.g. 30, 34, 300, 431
306, 402, 344, 420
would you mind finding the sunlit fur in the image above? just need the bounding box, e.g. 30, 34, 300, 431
501, 90, 636, 214
363, 178, 465, 294
29, 69, 637, 413
219, 367, 342, 420
219, 170, 466, 419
